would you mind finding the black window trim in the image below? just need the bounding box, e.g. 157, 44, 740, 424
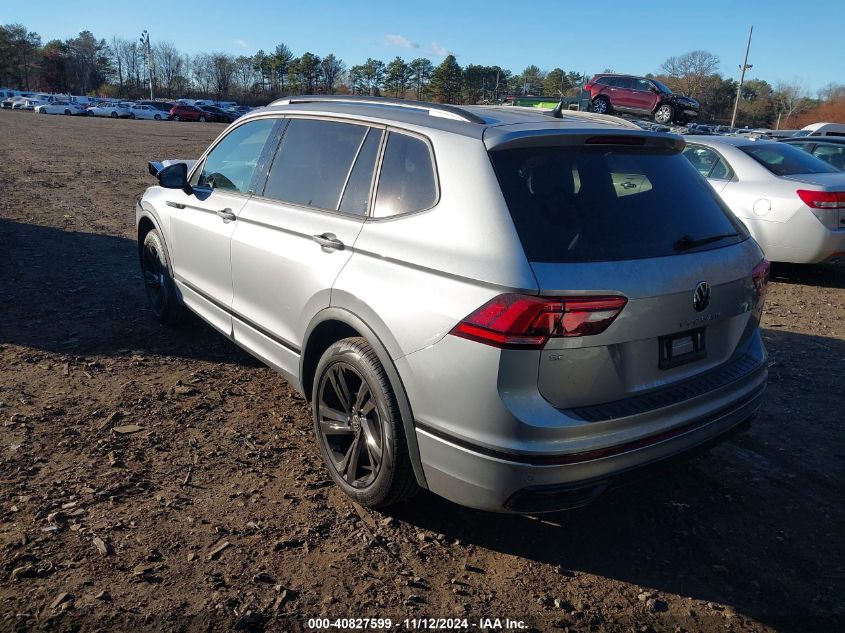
251, 114, 386, 220
366, 126, 441, 223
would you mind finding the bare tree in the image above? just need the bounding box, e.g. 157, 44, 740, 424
233, 55, 255, 101
191, 53, 213, 97
211, 53, 235, 98
660, 50, 720, 98
774, 81, 810, 126
154, 41, 182, 98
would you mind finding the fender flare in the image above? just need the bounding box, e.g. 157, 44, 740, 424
301, 307, 428, 489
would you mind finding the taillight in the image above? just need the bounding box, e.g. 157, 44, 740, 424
450, 294, 627, 350
584, 83, 594, 91
752, 259, 770, 302
797, 190, 845, 209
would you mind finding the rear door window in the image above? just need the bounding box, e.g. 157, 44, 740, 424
339, 128, 383, 216
372, 132, 437, 217
739, 143, 838, 176
812, 144, 845, 170
263, 118, 369, 211
490, 144, 746, 262
614, 77, 634, 90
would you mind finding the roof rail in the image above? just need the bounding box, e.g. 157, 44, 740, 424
269, 94, 487, 125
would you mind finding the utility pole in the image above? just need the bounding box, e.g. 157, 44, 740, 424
140, 30, 154, 100
730, 26, 753, 129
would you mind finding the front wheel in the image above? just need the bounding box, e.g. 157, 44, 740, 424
198, 115, 207, 123
154, 113, 161, 120
654, 103, 674, 124
110, 111, 118, 118
172, 114, 181, 121
129, 112, 136, 119
592, 96, 610, 115
140, 229, 186, 325
313, 338, 418, 508
64, 109, 71, 115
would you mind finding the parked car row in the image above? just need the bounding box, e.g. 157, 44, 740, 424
1, 90, 254, 123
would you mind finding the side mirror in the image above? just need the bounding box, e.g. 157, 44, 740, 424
150, 162, 193, 195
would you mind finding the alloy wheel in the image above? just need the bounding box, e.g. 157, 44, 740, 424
317, 362, 383, 489
141, 242, 167, 316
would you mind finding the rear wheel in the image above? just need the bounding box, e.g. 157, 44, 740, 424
129, 112, 136, 119
154, 113, 161, 120
172, 114, 181, 121
64, 109, 71, 115
313, 338, 418, 508
110, 111, 118, 118
198, 115, 207, 123
592, 96, 610, 115
654, 103, 674, 124
140, 229, 185, 325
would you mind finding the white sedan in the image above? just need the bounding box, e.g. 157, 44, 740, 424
127, 104, 169, 120
35, 100, 87, 116
683, 135, 845, 264
87, 103, 131, 118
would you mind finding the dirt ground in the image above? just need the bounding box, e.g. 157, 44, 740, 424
0, 110, 843, 633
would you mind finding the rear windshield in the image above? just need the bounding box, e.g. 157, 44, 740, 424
739, 143, 839, 176
490, 145, 746, 263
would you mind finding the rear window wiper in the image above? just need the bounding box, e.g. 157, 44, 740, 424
673, 232, 739, 252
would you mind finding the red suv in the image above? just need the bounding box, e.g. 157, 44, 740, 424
585, 74, 700, 125
169, 104, 211, 122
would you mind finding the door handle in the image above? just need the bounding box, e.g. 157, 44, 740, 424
216, 208, 237, 222
312, 233, 345, 251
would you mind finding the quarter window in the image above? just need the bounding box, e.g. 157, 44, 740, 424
682, 145, 734, 180
194, 118, 277, 193
373, 132, 437, 217
263, 118, 368, 211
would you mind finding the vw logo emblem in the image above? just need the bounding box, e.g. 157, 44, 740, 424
693, 281, 711, 312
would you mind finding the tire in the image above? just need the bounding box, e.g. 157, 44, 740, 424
154, 113, 161, 120
129, 113, 136, 119
198, 115, 207, 123
140, 229, 185, 325
312, 337, 418, 508
654, 103, 674, 124
64, 109, 71, 115
592, 96, 611, 115
110, 111, 118, 118
172, 115, 181, 121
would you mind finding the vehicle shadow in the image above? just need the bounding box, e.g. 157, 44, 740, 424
770, 261, 845, 289
386, 327, 845, 633
0, 218, 257, 365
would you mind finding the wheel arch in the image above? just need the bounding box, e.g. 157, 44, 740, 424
301, 307, 428, 488
136, 202, 175, 270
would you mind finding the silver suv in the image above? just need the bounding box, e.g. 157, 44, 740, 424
136, 96, 769, 513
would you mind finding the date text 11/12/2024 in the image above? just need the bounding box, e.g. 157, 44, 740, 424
307, 617, 528, 630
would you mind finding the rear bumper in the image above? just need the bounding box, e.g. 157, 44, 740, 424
415, 378, 765, 513
747, 211, 845, 264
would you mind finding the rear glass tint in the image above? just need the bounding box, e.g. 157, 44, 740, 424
373, 132, 437, 217
739, 143, 839, 176
264, 118, 368, 210
490, 145, 746, 263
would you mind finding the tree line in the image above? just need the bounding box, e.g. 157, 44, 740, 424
1, 24, 842, 128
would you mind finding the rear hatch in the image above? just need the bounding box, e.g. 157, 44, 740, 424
487, 131, 766, 410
